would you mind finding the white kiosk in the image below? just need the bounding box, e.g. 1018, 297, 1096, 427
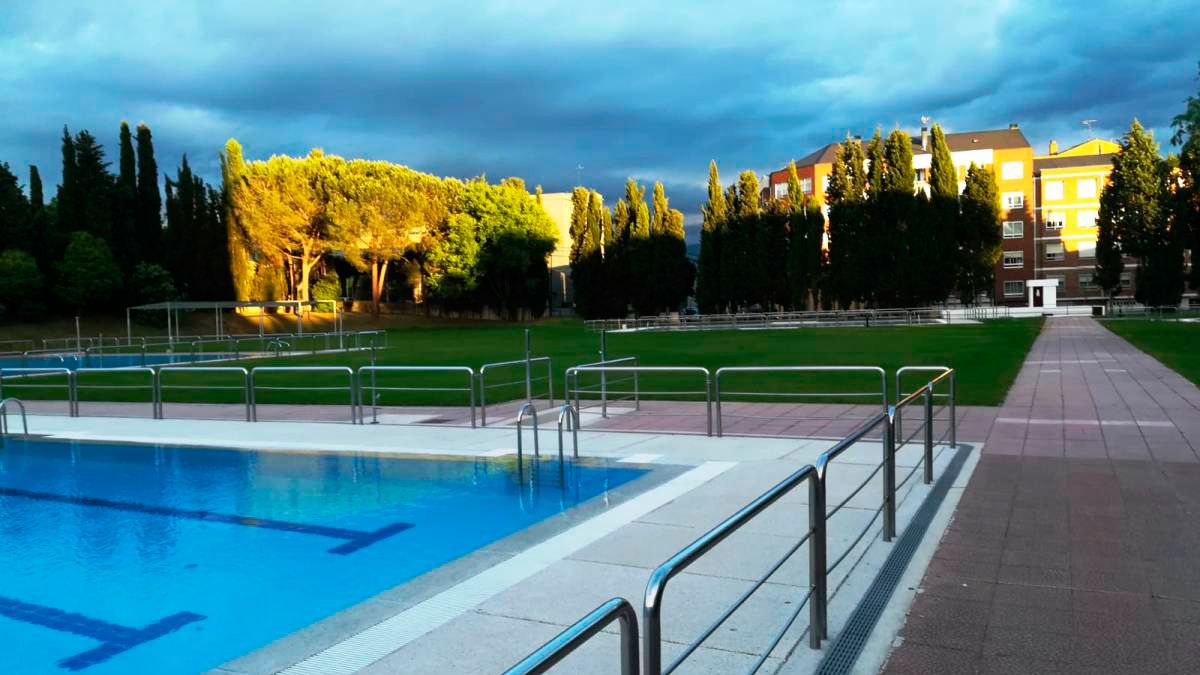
1027, 278, 1059, 309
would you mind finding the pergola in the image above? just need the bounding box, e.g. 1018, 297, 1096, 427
125, 299, 342, 343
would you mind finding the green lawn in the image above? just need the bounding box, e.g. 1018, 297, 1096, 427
1103, 319, 1200, 387
2, 318, 1044, 408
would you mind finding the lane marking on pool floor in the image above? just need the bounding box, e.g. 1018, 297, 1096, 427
276, 460, 736, 675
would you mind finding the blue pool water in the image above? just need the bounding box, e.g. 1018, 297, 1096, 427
0, 352, 220, 371
0, 439, 648, 674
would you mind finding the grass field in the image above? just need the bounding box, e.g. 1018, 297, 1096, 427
1, 318, 1044, 408
1103, 319, 1200, 387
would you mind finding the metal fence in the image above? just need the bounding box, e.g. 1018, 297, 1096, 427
714, 366, 887, 437
154, 367, 252, 421
357, 365, 476, 427
479, 356, 553, 426
567, 365, 712, 436
895, 366, 956, 449
568, 356, 639, 418
248, 366, 358, 423
72, 366, 156, 418
584, 308, 950, 333
508, 369, 958, 675
0, 368, 75, 415
504, 597, 639, 675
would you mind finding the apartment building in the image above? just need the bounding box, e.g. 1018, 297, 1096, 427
1032, 138, 1126, 303
767, 125, 1036, 303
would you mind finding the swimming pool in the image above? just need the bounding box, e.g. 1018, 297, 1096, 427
0, 438, 648, 674
0, 352, 223, 371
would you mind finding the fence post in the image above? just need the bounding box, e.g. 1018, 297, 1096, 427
923, 386, 934, 484
469, 370, 477, 429
599, 331, 607, 419
809, 472, 827, 648
883, 406, 897, 541
480, 372, 489, 427
524, 329, 533, 407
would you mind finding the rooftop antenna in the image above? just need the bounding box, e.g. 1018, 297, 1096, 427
1081, 119, 1097, 137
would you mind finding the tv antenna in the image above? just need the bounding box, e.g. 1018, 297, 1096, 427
1081, 119, 1097, 137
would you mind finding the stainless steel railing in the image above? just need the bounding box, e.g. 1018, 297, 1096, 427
0, 368, 76, 416
72, 366, 156, 418
154, 367, 252, 421
249, 366, 358, 423
567, 365, 711, 436
714, 366, 888, 437
504, 597, 639, 675
356, 366, 477, 427
479, 356, 554, 426
557, 403, 579, 461
895, 366, 957, 449
639, 370, 955, 674
569, 356, 639, 418
515, 402, 539, 462
0, 397, 29, 440
583, 308, 952, 333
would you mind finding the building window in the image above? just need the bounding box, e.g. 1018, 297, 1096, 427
1120, 273, 1132, 288
1078, 240, 1096, 258
1044, 212, 1065, 229
773, 182, 788, 199
1003, 191, 1025, 209
1080, 272, 1099, 289
1004, 280, 1026, 297
1003, 250, 1025, 268
1045, 242, 1065, 262
1001, 161, 1024, 180
801, 178, 813, 194
1045, 274, 1066, 289
1044, 180, 1064, 200
1002, 221, 1024, 239
1078, 210, 1098, 228
1077, 178, 1097, 199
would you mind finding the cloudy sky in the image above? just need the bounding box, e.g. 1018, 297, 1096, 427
2, 1, 1198, 237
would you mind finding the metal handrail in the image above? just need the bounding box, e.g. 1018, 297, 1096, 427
0, 397, 29, 438
154, 367, 251, 421
355, 366, 476, 427
567, 365, 711, 436
0, 368, 76, 416
557, 403, 579, 461
570, 356, 639, 418
72, 366, 157, 418
713, 366, 888, 437
643, 369, 954, 673
479, 356, 554, 426
895, 366, 957, 449
515, 402, 539, 462
505, 597, 639, 675
249, 366, 357, 423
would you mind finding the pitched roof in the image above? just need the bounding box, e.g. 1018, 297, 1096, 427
1034, 153, 1117, 171
787, 127, 1031, 171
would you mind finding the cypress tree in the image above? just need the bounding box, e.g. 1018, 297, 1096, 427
29, 165, 43, 211
221, 138, 253, 301
959, 164, 1002, 302
696, 160, 726, 313
827, 135, 868, 308
925, 124, 958, 303
135, 123, 162, 263
114, 121, 139, 272
568, 187, 596, 315
1170, 64, 1200, 291
721, 171, 761, 309
57, 126, 78, 233
785, 161, 807, 308
624, 179, 656, 315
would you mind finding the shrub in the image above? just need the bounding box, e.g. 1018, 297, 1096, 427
55, 232, 122, 311
0, 249, 44, 317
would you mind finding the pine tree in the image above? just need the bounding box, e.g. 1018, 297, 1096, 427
0, 162, 31, 251
696, 160, 726, 313
1170, 63, 1200, 290
69, 130, 115, 240
135, 123, 162, 263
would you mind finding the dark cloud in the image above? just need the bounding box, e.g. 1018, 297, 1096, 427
2, 0, 1198, 241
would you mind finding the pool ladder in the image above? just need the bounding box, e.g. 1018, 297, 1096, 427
0, 397, 29, 445
515, 402, 579, 469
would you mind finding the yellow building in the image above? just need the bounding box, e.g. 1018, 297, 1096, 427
1033, 138, 1124, 302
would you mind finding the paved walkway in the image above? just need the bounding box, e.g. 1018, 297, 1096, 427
883, 317, 1200, 674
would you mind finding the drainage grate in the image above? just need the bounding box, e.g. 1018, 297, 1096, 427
815, 444, 971, 675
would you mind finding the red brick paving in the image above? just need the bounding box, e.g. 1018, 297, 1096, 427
883, 318, 1200, 674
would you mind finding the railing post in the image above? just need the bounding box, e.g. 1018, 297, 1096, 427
949, 371, 958, 449
524, 328, 533, 407
704, 371, 713, 437
469, 370, 477, 429
714, 370, 723, 437
479, 372, 488, 427
923, 386, 934, 484
883, 406, 897, 541
249, 370, 257, 422
244, 369, 252, 422
809, 471, 827, 648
